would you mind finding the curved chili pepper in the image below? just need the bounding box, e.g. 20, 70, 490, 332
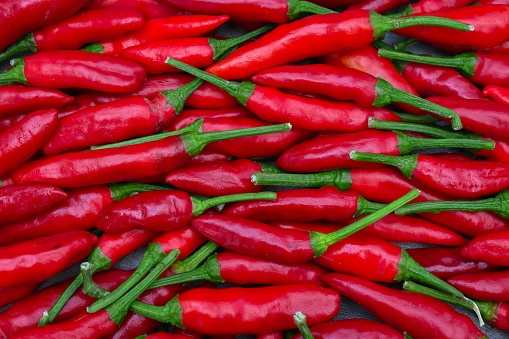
83, 15, 229, 55
345, 0, 409, 13
0, 230, 97, 288
0, 9, 146, 63
251, 64, 462, 127
448, 270, 509, 302
160, 0, 334, 23
322, 273, 487, 338
167, 58, 403, 132
398, 0, 475, 15
0, 184, 67, 226
84, 0, 184, 20
483, 85, 509, 105
0, 284, 39, 308
0, 85, 72, 117
0, 0, 89, 51
0, 50, 147, 93
461, 231, 509, 266
0, 108, 58, 178
12, 119, 291, 187
407, 247, 498, 280
204, 10, 472, 80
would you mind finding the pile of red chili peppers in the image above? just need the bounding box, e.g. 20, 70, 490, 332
2, 0, 509, 338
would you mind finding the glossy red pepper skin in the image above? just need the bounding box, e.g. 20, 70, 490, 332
0, 108, 58, 178
483, 85, 509, 105
0, 230, 97, 288
0, 269, 132, 338
407, 247, 498, 280
0, 0, 89, 51
0, 184, 67, 226
0, 284, 39, 308
0, 85, 72, 117
180, 150, 229, 168
461, 231, 509, 266
448, 270, 509, 302
323, 273, 487, 339
404, 0, 475, 14
346, 0, 409, 13
395, 5, 509, 48
84, 0, 184, 19
169, 107, 254, 129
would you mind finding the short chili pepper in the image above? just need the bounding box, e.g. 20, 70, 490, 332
251, 64, 462, 128
160, 0, 335, 23
83, 14, 229, 55
0, 9, 146, 63
0, 230, 97, 288
345, 0, 410, 14
0, 182, 162, 246
12, 119, 291, 187
0, 184, 67, 226
204, 10, 472, 80
397, 0, 475, 16
192, 190, 419, 264
483, 85, 509, 105
322, 273, 487, 338
406, 247, 498, 280
0, 0, 89, 51
167, 58, 402, 132
351, 151, 509, 198
0, 85, 73, 117
0, 284, 39, 308
84, 0, 184, 20
404, 280, 509, 332
0, 50, 147, 93
460, 230, 509, 266
448, 270, 509, 302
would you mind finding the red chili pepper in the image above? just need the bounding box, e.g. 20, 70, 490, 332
0, 85, 72, 117
204, 10, 471, 80
170, 107, 254, 128
460, 231, 509, 266
0, 9, 146, 63
0, 283, 39, 308
448, 269, 509, 302
0, 108, 58, 178
0, 0, 89, 51
398, 0, 475, 15
322, 273, 487, 338
0, 50, 147, 93
0, 230, 97, 288
345, 0, 409, 14
180, 150, 229, 168
12, 119, 290, 187
83, 15, 229, 55
0, 184, 67, 226
171, 328, 204, 339
477, 0, 509, 4
84, 0, 184, 20
483, 85, 509, 105
407, 247, 498, 280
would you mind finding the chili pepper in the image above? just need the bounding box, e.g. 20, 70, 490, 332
483, 85, 509, 105
0, 50, 147, 93
0, 182, 162, 246
477, 0, 509, 4
398, 0, 475, 15
394, 5, 509, 49
460, 231, 509, 266
351, 151, 509, 198
0, 9, 146, 63
180, 150, 229, 168
403, 281, 509, 332
345, 0, 409, 14
0, 283, 39, 308
251, 64, 462, 127
204, 10, 471, 80
119, 24, 275, 74
167, 58, 403, 132
172, 328, 204, 339
83, 15, 229, 55
159, 0, 334, 23
0, 184, 67, 226
323, 273, 487, 338
0, 85, 72, 117
0, 108, 58, 178
192, 190, 418, 264
84, 0, 184, 20
169, 107, 254, 129
12, 119, 291, 187
0, 230, 97, 288
448, 270, 509, 302
310, 0, 365, 6
139, 334, 194, 339
0, 0, 89, 51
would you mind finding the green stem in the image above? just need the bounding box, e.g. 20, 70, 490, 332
378, 49, 478, 77
309, 189, 420, 257
370, 11, 473, 38
394, 38, 418, 51
394, 112, 438, 124
81, 42, 104, 54
252, 169, 353, 191
81, 262, 109, 299
287, 0, 336, 20
350, 151, 418, 179
356, 195, 385, 217
161, 78, 203, 115
396, 190, 509, 219
171, 241, 219, 274
109, 182, 170, 201
106, 249, 180, 325
0, 59, 27, 84
294, 312, 314, 339
395, 131, 494, 154
373, 77, 462, 130
191, 191, 277, 216
0, 34, 36, 63
87, 242, 168, 313
209, 24, 275, 60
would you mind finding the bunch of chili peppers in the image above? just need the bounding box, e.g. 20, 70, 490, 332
2, 0, 509, 338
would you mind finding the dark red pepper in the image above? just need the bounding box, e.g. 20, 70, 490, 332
179, 150, 229, 168
461, 231, 509, 266
448, 270, 509, 302
483, 85, 509, 105
83, 0, 184, 20
0, 284, 39, 308
139, 334, 194, 339
0, 85, 72, 117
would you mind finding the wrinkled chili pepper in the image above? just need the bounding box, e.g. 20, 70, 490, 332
83, 15, 229, 55
0, 9, 146, 63
448, 270, 509, 302
0, 85, 73, 117
483, 85, 509, 105
0, 284, 39, 308
0, 50, 147, 93
323, 273, 487, 338
84, 0, 184, 19
460, 231, 509, 266
204, 10, 472, 80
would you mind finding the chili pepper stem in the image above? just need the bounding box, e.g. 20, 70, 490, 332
373, 77, 463, 130
394, 112, 438, 124
393, 38, 418, 51
0, 34, 36, 63
309, 189, 420, 257
109, 182, 170, 201
294, 312, 314, 339
396, 131, 494, 153
130, 294, 182, 326
81, 262, 109, 300
161, 78, 204, 115
191, 192, 277, 216
287, 0, 336, 20
355, 195, 385, 217
171, 241, 219, 274
252, 169, 353, 191
0, 59, 27, 83
350, 151, 417, 178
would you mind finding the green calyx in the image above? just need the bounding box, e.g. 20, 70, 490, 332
0, 59, 27, 84
81, 42, 105, 54
251, 169, 353, 191
287, 0, 336, 21
191, 192, 276, 216
0, 33, 36, 63
350, 151, 418, 179
161, 78, 203, 115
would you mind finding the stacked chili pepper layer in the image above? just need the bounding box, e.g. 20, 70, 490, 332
1, 0, 509, 338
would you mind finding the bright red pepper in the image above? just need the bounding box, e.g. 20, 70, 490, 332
180, 150, 229, 168
0, 108, 58, 178
0, 85, 72, 117
345, 0, 409, 13
84, 0, 184, 19
461, 231, 509, 266
83, 15, 229, 55
399, 0, 475, 15
323, 273, 487, 339
0, 50, 147, 93
483, 85, 509, 105
448, 270, 509, 302
0, 284, 39, 308
169, 107, 254, 128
